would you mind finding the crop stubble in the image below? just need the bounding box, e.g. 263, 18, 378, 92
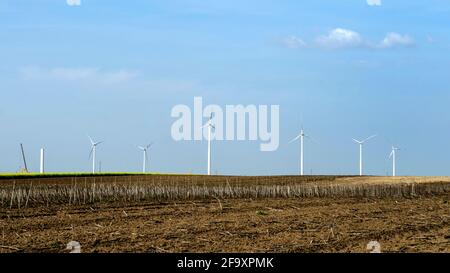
0, 175, 449, 253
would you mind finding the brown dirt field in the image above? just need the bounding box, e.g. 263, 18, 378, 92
1, 194, 449, 253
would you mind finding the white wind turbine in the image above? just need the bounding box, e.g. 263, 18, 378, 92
289, 127, 313, 176
352, 135, 377, 176
389, 146, 400, 177
88, 135, 103, 174
202, 114, 215, 175
138, 143, 153, 173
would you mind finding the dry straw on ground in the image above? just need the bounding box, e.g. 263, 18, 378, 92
1, 175, 449, 208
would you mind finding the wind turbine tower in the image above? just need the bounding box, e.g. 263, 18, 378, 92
389, 146, 400, 177
88, 135, 103, 174
290, 128, 307, 175
290, 127, 316, 176
40, 148, 45, 174
352, 135, 377, 176
202, 114, 215, 175
138, 143, 153, 173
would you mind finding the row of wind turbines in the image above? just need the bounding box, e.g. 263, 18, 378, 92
289, 128, 400, 177
88, 114, 223, 176
87, 135, 153, 174
200, 115, 401, 177
89, 114, 214, 175
31, 115, 400, 176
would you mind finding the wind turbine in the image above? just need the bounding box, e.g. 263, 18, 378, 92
138, 143, 153, 173
202, 114, 215, 175
389, 146, 400, 177
352, 135, 377, 176
88, 135, 103, 174
289, 127, 312, 176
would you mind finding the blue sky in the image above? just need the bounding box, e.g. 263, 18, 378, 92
1, 0, 450, 175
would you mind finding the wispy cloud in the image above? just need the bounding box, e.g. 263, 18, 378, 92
284, 28, 415, 50
66, 0, 81, 6
426, 35, 436, 44
20, 66, 139, 84
367, 0, 381, 7
282, 36, 307, 49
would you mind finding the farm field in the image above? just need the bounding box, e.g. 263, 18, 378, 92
1, 175, 450, 253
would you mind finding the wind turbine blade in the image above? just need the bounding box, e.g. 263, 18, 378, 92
138, 146, 145, 150
95, 141, 104, 146
305, 135, 319, 144
89, 147, 94, 159
389, 151, 393, 159
147, 142, 154, 149
362, 135, 377, 143
87, 135, 94, 145
289, 134, 301, 143
352, 138, 362, 144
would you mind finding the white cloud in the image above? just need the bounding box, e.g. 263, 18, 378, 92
282, 36, 307, 49
379, 32, 415, 48
367, 0, 381, 6
286, 28, 415, 50
66, 0, 81, 6
20, 66, 138, 84
316, 28, 365, 49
